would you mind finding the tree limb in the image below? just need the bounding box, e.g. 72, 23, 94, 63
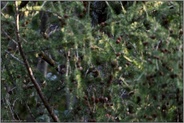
14, 1, 60, 122
38, 51, 55, 67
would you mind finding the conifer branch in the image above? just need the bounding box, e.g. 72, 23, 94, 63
14, 1, 60, 122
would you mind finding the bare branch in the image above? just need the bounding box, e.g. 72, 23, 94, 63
1, 2, 9, 11
14, 1, 60, 122
38, 51, 55, 67
2, 29, 18, 45
25, 103, 36, 122
5, 50, 24, 64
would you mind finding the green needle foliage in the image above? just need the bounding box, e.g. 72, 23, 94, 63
1, 1, 183, 122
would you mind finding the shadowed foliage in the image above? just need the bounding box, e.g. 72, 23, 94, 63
1, 1, 183, 122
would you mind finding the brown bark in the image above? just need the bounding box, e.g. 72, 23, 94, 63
14, 1, 59, 122
39, 51, 55, 67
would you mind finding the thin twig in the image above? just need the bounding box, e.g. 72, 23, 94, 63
14, 1, 60, 122
120, 1, 126, 14
32, 1, 47, 17
87, 2, 91, 18
12, 98, 18, 109
41, 1, 47, 8
1, 2, 9, 11
5, 94, 16, 120
25, 102, 36, 122
5, 50, 24, 64
2, 29, 18, 45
